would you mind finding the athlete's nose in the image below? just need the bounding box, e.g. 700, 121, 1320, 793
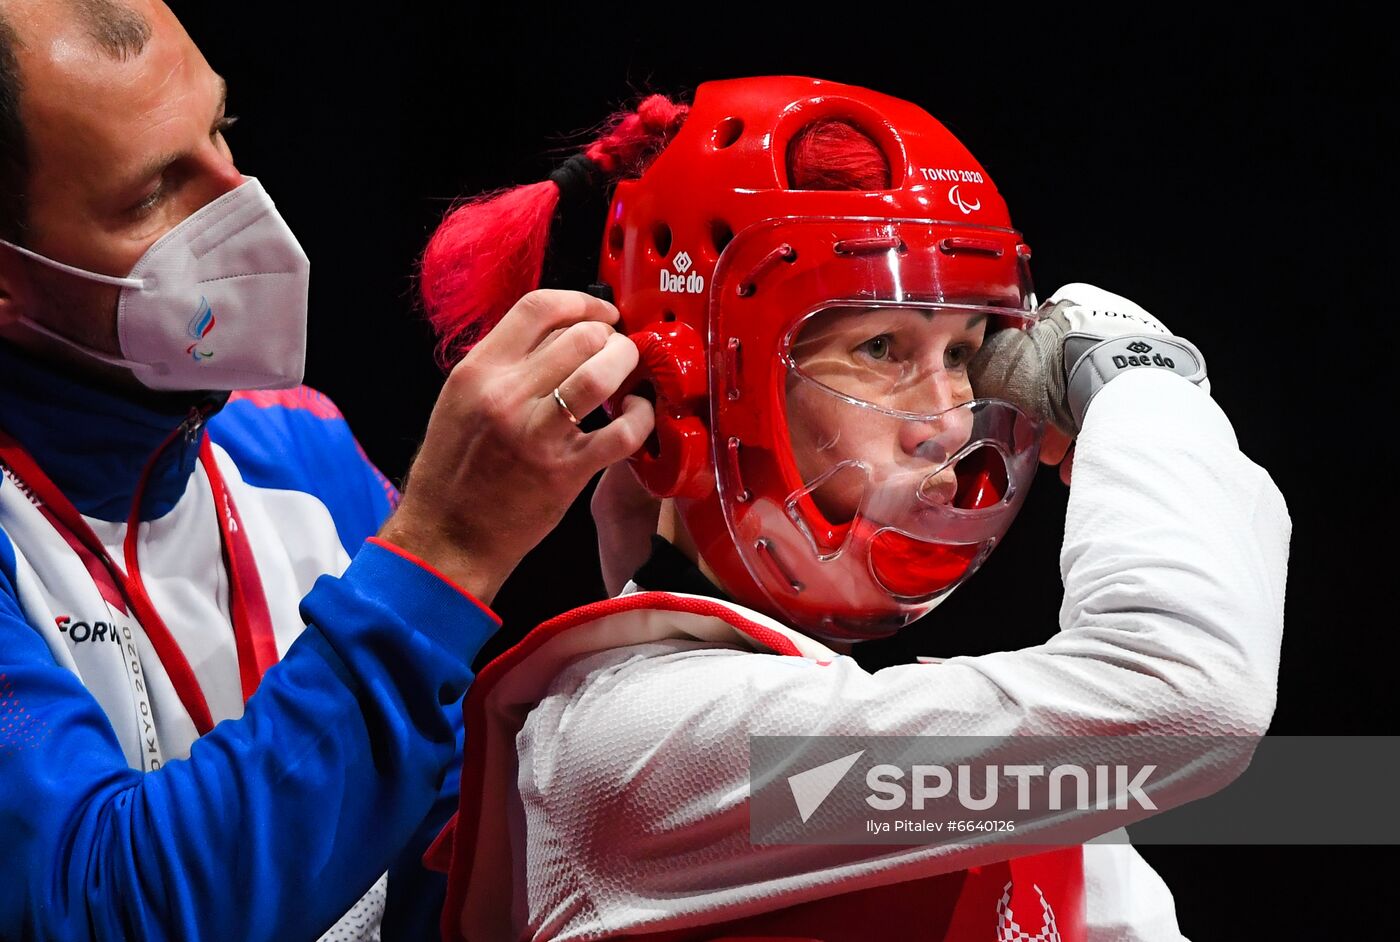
900, 414, 969, 466
898, 377, 974, 466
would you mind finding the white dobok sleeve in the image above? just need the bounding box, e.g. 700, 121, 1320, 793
517, 369, 1288, 936
1083, 837, 1190, 941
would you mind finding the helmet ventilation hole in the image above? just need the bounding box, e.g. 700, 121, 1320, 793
713, 117, 743, 150
736, 243, 798, 297
652, 222, 673, 257
709, 219, 734, 256
784, 118, 892, 191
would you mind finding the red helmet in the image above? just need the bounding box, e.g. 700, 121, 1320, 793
599, 76, 1042, 641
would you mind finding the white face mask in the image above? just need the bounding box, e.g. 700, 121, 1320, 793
0, 177, 310, 391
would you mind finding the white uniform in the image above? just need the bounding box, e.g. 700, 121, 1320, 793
444, 369, 1290, 941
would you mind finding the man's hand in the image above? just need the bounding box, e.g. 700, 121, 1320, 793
969, 283, 1208, 484
378, 290, 655, 603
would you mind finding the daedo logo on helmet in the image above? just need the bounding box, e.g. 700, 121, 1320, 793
660, 250, 706, 294
185, 295, 216, 361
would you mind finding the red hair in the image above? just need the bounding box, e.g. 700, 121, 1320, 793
786, 119, 891, 191
419, 100, 890, 366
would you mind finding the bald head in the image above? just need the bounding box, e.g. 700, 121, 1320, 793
0, 0, 152, 58
66, 0, 153, 59
0, 0, 155, 241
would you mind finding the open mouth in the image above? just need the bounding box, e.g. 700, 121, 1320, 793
859, 466, 960, 520
916, 468, 960, 506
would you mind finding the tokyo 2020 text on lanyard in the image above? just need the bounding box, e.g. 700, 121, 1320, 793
0, 420, 278, 765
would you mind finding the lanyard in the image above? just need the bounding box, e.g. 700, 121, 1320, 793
0, 422, 278, 736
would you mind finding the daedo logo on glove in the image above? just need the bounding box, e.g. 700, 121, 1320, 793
1111, 339, 1176, 370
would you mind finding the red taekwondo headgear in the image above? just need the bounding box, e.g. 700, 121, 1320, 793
423, 76, 1044, 642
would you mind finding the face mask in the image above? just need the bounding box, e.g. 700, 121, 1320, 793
0, 177, 310, 391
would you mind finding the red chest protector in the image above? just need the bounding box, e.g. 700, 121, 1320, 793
427, 592, 1085, 942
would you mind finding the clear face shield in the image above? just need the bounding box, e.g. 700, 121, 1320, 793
708, 219, 1041, 640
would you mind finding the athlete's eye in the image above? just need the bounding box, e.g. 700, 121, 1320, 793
945, 342, 978, 369
858, 335, 892, 361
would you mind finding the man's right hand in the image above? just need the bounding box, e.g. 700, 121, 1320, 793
377, 289, 655, 603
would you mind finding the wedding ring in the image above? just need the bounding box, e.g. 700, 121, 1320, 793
553, 386, 580, 424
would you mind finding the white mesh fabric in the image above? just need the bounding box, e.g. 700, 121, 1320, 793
1082, 839, 1188, 942
315, 872, 387, 942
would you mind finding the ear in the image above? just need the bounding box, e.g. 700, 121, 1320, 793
592, 462, 663, 596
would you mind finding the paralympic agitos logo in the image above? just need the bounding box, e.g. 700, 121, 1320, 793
185, 295, 216, 361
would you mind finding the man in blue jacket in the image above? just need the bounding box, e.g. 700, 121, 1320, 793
0, 1, 652, 938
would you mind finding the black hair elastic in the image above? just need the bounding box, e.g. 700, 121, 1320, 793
539, 153, 608, 294
547, 153, 602, 205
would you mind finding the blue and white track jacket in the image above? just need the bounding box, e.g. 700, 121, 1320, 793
0, 342, 498, 940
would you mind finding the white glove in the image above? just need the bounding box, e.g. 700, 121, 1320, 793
969, 283, 1209, 435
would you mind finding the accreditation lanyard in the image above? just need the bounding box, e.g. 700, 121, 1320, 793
0, 423, 278, 735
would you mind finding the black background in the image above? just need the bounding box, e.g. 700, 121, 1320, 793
181, 4, 1390, 935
